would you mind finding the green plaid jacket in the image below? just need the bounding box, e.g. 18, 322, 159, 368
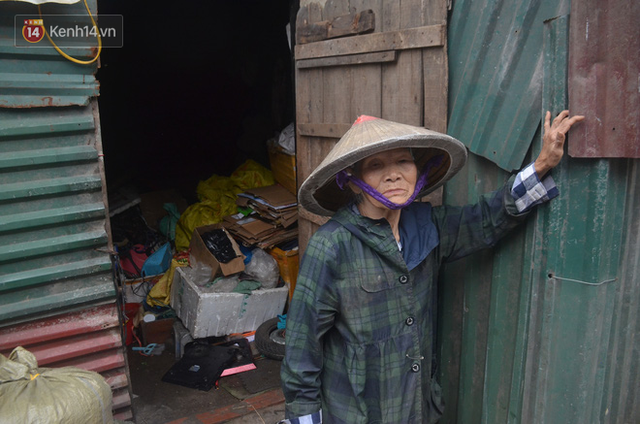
281, 177, 528, 424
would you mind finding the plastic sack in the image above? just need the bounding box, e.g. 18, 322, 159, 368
277, 122, 295, 155
207, 274, 241, 293
0, 347, 113, 424
159, 203, 181, 242
243, 248, 280, 289
119, 244, 148, 278
146, 252, 189, 308
229, 159, 274, 190
141, 242, 172, 277
174, 199, 237, 252
185, 254, 214, 286
201, 229, 236, 264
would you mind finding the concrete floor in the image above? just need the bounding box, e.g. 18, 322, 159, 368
127, 337, 285, 424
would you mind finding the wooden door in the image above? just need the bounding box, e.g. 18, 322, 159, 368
294, 0, 449, 252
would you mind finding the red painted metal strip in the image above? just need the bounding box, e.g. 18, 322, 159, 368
103, 369, 129, 390
4, 328, 122, 365
113, 409, 134, 422
48, 348, 126, 373
0, 303, 119, 351
112, 387, 133, 410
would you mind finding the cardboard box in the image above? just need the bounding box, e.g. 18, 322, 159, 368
189, 224, 245, 278
268, 144, 297, 196
170, 267, 288, 338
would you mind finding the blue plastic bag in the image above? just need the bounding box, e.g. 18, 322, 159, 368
141, 243, 172, 277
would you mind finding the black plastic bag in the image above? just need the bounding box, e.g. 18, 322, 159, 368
201, 229, 236, 263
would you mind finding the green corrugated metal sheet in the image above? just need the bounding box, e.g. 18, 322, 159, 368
0, 102, 114, 325
0, 0, 114, 325
441, 4, 639, 424
447, 0, 569, 171
0, 1, 99, 108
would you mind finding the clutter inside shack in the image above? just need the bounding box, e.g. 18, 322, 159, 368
109, 128, 297, 393
94, 1, 296, 417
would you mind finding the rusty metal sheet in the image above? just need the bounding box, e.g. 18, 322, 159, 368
0, 304, 132, 419
568, 0, 640, 158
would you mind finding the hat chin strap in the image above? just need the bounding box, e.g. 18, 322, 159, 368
336, 155, 444, 210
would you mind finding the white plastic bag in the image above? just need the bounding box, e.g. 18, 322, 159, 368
243, 248, 280, 289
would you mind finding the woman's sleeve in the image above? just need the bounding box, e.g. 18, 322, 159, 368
280, 229, 339, 419
432, 174, 530, 262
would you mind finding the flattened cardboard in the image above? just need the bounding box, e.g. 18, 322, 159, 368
190, 224, 245, 277
239, 184, 297, 209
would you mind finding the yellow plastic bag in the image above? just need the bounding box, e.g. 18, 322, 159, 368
174, 199, 236, 252
230, 159, 275, 190
175, 160, 274, 252
146, 253, 189, 308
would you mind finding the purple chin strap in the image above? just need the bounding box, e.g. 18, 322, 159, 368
336, 155, 444, 210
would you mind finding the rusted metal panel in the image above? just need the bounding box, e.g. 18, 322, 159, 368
0, 1, 100, 108
447, 0, 570, 171
0, 304, 132, 419
568, 0, 640, 158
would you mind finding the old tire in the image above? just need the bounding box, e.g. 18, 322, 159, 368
255, 317, 285, 360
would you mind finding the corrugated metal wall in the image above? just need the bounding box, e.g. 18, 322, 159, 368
441, 1, 639, 423
0, 1, 132, 420
0, 103, 115, 324
447, 0, 570, 171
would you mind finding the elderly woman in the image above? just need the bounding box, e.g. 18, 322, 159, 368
280, 112, 584, 424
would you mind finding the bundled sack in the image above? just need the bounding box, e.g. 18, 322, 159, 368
0, 347, 113, 424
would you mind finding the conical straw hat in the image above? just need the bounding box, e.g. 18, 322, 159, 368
299, 115, 468, 216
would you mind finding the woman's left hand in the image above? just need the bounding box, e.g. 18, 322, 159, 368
534, 110, 585, 176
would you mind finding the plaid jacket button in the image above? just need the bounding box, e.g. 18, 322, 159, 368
399, 275, 409, 284
405, 317, 414, 326
411, 363, 420, 373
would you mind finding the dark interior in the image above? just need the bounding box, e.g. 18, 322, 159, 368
97, 1, 296, 204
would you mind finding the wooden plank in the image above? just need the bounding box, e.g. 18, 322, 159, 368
298, 123, 352, 138
421, 0, 448, 208
298, 0, 353, 254
296, 9, 375, 45
423, 47, 448, 133
328, 9, 375, 38
350, 0, 383, 119
381, 0, 423, 125
295, 0, 326, 255
294, 24, 445, 60
297, 50, 396, 69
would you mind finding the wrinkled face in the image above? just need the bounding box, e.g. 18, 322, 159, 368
355, 147, 418, 209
